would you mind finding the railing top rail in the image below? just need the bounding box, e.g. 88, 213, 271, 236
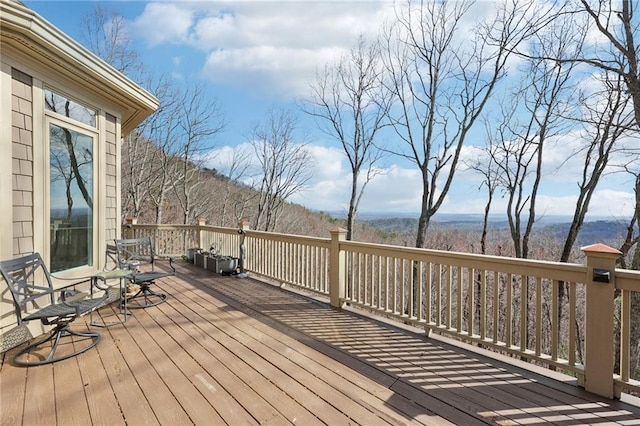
127, 224, 196, 230
198, 225, 244, 235
340, 239, 586, 281
242, 229, 331, 247
614, 268, 640, 291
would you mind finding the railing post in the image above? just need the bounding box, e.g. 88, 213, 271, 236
197, 217, 206, 249
238, 220, 250, 232
124, 217, 136, 239
581, 243, 621, 399
329, 228, 347, 309
237, 220, 250, 277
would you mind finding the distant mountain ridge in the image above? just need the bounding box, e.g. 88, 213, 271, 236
351, 212, 625, 223
360, 215, 630, 247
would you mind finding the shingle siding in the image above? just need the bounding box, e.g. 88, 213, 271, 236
11, 68, 33, 257
105, 113, 118, 241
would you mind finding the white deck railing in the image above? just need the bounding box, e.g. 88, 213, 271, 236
124, 219, 640, 399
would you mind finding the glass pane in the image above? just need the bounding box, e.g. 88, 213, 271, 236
44, 89, 96, 127
49, 123, 94, 272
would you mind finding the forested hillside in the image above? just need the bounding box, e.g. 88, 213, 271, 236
122, 146, 632, 266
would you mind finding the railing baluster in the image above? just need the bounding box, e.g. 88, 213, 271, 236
426, 263, 433, 325
377, 256, 382, 310
621, 289, 631, 382
457, 266, 463, 333
493, 271, 499, 344
552, 279, 559, 362
392, 257, 398, 315
446, 265, 452, 329
569, 282, 576, 367
521, 276, 527, 352
468, 268, 474, 337
535, 277, 542, 357
506, 273, 513, 348
401, 258, 407, 317
417, 261, 424, 322
480, 269, 486, 340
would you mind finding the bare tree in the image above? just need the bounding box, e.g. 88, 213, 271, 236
121, 132, 157, 220
249, 108, 314, 232
172, 83, 227, 224
79, 4, 142, 76
304, 35, 391, 240
616, 168, 640, 381
78, 4, 164, 223
569, 0, 640, 129
465, 131, 501, 256
495, 25, 581, 259
381, 0, 539, 249
120, 73, 178, 221
142, 82, 184, 224
559, 73, 633, 263
212, 146, 252, 226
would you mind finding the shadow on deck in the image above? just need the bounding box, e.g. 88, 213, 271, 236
2, 261, 639, 425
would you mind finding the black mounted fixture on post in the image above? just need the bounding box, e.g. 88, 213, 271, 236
592, 268, 610, 283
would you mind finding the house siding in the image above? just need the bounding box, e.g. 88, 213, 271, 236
1, 0, 157, 354
105, 113, 118, 241
11, 68, 34, 257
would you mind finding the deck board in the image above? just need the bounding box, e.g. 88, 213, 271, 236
93, 312, 158, 426
1, 261, 639, 425
0, 355, 25, 424
72, 325, 126, 426
53, 355, 93, 425
23, 359, 55, 426
162, 277, 375, 425
149, 291, 311, 425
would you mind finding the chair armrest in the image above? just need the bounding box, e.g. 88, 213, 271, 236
151, 256, 176, 275
91, 270, 133, 293
57, 280, 89, 303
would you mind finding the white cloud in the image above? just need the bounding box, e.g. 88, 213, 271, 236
304, 145, 344, 180
201, 46, 344, 97
290, 159, 424, 214
131, 3, 194, 46
131, 1, 395, 98
358, 165, 423, 212
535, 190, 635, 218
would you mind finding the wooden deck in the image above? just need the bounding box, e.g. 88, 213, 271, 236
2, 262, 640, 425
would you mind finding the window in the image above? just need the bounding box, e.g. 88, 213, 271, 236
44, 89, 96, 127
46, 90, 97, 272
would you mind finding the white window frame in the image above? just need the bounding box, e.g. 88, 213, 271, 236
43, 88, 101, 276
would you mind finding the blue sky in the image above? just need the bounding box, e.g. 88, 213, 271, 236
25, 1, 637, 220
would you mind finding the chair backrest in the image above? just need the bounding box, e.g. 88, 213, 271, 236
0, 253, 55, 323
105, 243, 120, 271
114, 237, 156, 271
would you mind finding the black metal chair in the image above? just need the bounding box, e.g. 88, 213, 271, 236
114, 237, 175, 308
0, 253, 107, 366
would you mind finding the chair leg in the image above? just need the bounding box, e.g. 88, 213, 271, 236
13, 325, 101, 366
124, 282, 168, 309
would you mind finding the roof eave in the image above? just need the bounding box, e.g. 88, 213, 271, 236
0, 0, 159, 135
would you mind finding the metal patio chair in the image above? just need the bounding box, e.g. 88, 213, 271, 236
0, 253, 107, 366
114, 237, 175, 308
